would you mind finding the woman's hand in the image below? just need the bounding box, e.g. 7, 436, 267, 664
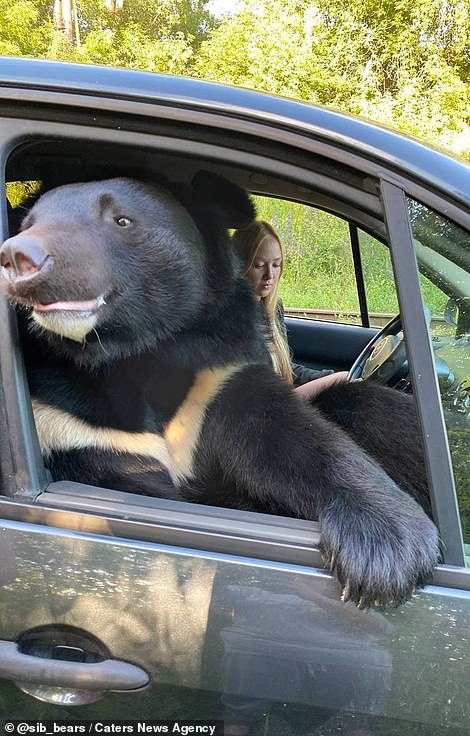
295, 371, 349, 399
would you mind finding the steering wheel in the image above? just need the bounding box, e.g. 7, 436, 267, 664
347, 315, 408, 385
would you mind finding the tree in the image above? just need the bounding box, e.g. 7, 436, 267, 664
0, 0, 469, 158
0, 0, 216, 74
194, 0, 470, 157
0, 0, 55, 57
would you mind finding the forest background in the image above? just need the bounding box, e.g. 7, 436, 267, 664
1, 0, 470, 316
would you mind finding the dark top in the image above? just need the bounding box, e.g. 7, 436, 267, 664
272, 300, 334, 386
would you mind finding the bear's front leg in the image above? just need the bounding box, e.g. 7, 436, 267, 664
316, 449, 439, 607
201, 365, 439, 607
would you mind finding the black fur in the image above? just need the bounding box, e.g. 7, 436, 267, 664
313, 381, 431, 517
0, 174, 439, 607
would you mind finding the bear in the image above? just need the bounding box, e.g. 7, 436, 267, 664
0, 173, 439, 608
312, 380, 432, 519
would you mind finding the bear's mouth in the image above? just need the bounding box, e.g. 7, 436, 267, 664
29, 294, 108, 342
31, 294, 107, 316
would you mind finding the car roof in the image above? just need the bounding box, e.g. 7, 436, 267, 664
1, 56, 470, 207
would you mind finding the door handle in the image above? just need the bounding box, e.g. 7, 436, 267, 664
0, 640, 149, 691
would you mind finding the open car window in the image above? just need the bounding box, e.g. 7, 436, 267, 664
0, 127, 466, 581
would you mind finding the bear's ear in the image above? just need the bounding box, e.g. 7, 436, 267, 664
191, 171, 256, 229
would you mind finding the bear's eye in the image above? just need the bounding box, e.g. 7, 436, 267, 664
115, 216, 132, 227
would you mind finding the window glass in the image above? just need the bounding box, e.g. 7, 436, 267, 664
358, 230, 399, 326
252, 196, 361, 323
407, 198, 470, 553
359, 230, 452, 330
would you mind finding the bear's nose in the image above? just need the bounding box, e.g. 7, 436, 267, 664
0, 235, 50, 283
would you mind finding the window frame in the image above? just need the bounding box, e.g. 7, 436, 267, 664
350, 223, 370, 327
382, 181, 465, 566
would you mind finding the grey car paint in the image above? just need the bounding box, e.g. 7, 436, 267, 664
1, 520, 470, 732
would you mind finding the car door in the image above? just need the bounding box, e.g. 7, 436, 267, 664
0, 60, 470, 736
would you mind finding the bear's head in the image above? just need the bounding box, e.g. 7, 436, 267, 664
0, 173, 256, 368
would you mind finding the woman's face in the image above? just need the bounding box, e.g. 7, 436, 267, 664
245, 237, 282, 300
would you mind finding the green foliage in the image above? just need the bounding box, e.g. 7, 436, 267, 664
0, 0, 55, 56
63, 0, 215, 71
195, 0, 470, 158
0, 0, 215, 73
5, 180, 41, 208
74, 23, 193, 73
0, 0, 468, 158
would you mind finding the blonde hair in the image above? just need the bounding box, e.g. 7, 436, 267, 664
232, 220, 293, 384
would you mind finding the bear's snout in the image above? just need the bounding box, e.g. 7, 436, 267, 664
1, 234, 51, 284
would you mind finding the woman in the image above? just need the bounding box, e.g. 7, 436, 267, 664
232, 220, 348, 399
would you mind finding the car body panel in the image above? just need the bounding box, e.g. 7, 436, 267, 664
1, 519, 470, 733
286, 317, 377, 373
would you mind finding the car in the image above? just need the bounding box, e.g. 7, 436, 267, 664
0, 56, 469, 735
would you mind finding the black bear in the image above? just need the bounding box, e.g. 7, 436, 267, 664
0, 174, 439, 607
